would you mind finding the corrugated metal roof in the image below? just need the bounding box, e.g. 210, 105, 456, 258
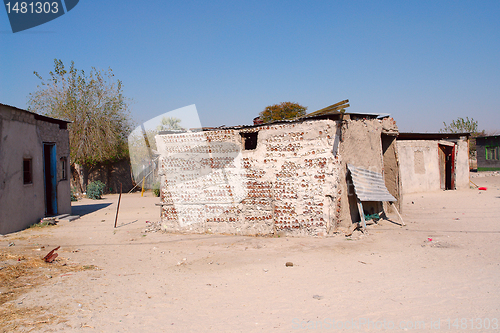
348, 164, 396, 202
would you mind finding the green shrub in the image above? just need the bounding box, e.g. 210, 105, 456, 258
86, 180, 106, 199
30, 219, 52, 228
152, 181, 161, 197
70, 187, 78, 201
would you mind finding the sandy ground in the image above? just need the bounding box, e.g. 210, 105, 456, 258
1, 174, 500, 332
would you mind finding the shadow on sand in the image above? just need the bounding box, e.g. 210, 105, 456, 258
72, 203, 112, 216
115, 220, 139, 228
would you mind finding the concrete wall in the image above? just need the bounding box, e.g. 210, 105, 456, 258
157, 119, 341, 236
397, 140, 440, 194
397, 138, 469, 194
36, 114, 71, 217
0, 105, 71, 234
455, 138, 470, 189
71, 158, 135, 194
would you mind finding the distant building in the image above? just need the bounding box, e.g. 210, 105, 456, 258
253, 116, 263, 125
396, 133, 470, 194
0, 104, 71, 234
476, 135, 500, 171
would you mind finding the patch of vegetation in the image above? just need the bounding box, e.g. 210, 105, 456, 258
86, 180, 105, 199
152, 181, 161, 197
0, 250, 92, 331
70, 187, 78, 202
29, 219, 54, 229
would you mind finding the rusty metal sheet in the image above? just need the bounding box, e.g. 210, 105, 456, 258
348, 164, 396, 202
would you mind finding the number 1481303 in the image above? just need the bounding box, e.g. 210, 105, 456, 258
5, 2, 59, 14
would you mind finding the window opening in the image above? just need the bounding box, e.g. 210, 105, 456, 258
486, 146, 499, 160
240, 132, 258, 150
61, 157, 67, 180
23, 158, 32, 184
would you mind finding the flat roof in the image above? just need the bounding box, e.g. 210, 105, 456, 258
0, 103, 70, 129
397, 132, 470, 140
476, 135, 500, 140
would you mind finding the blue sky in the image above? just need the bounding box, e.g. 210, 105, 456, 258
1, 0, 499, 132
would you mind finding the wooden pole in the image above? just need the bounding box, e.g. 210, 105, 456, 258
357, 199, 367, 232
390, 202, 406, 226
114, 183, 122, 228
140, 176, 146, 197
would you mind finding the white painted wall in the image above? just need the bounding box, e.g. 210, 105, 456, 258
397, 140, 441, 194
455, 138, 470, 189
397, 138, 469, 194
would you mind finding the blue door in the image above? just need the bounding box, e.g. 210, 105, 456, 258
43, 143, 57, 215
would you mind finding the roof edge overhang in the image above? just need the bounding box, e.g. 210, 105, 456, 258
1, 103, 70, 129
397, 132, 470, 141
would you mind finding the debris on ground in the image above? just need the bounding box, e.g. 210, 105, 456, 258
143, 220, 162, 233
43, 246, 60, 263
42, 217, 57, 225
0, 250, 93, 331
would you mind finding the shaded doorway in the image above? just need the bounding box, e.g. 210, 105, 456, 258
438, 144, 455, 190
43, 143, 57, 215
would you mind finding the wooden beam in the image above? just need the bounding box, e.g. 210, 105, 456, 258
301, 100, 350, 118
390, 202, 405, 226
357, 199, 367, 232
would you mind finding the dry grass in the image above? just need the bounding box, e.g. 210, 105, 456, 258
0, 303, 67, 333
2, 226, 55, 242
0, 250, 95, 332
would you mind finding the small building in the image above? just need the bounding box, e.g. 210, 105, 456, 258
476, 136, 500, 171
155, 102, 402, 236
396, 132, 470, 194
0, 104, 71, 234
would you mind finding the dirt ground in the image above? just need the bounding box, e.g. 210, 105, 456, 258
1, 174, 500, 332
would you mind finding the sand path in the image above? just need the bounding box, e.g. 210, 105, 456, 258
1, 175, 499, 332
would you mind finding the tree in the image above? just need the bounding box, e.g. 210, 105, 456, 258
28, 59, 132, 191
258, 102, 307, 124
440, 117, 483, 158
157, 116, 185, 132
440, 117, 478, 134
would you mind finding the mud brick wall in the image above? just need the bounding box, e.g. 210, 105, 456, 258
156, 119, 342, 236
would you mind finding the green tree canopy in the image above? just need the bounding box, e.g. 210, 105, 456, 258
28, 59, 132, 167
440, 117, 479, 135
258, 102, 307, 124
441, 117, 484, 158
157, 116, 185, 132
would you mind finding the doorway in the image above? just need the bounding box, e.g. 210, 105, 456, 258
43, 143, 58, 215
438, 144, 455, 190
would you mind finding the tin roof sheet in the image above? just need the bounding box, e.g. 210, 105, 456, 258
348, 164, 396, 202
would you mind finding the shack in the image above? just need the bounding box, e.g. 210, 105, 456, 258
396, 132, 470, 194
155, 102, 401, 236
0, 104, 71, 234
476, 135, 500, 171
